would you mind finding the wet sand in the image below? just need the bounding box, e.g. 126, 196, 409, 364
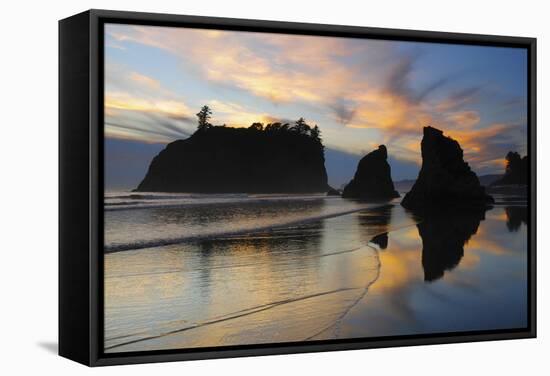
104, 199, 527, 353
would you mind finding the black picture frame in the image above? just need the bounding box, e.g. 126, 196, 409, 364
59, 9, 537, 367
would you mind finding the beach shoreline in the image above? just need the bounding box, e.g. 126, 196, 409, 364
104, 195, 527, 353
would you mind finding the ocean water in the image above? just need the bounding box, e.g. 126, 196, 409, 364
104, 193, 380, 252
103, 191, 528, 352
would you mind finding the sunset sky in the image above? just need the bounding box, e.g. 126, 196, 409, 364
104, 23, 528, 188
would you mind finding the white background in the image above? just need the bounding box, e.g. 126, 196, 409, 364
0, 0, 547, 374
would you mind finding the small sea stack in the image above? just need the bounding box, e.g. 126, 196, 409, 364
370, 233, 389, 250
492, 151, 528, 186
401, 126, 493, 210
342, 145, 399, 200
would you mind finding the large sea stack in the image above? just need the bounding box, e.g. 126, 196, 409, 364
401, 126, 493, 210
135, 126, 329, 193
342, 145, 399, 199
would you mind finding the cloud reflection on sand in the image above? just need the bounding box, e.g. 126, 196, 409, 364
104, 200, 527, 352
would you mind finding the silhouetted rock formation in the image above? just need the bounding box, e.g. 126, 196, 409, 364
370, 233, 388, 250
505, 206, 528, 232
492, 151, 528, 186
342, 145, 399, 199
417, 207, 487, 282
136, 126, 329, 193
401, 126, 493, 210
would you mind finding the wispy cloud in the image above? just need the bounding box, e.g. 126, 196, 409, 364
104, 63, 195, 142
104, 24, 528, 175
207, 100, 289, 127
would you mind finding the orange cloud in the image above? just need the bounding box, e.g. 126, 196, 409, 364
445, 110, 481, 128
444, 123, 514, 167
106, 24, 375, 107
106, 92, 191, 117
104, 65, 196, 142
106, 25, 526, 174
207, 100, 288, 127
129, 72, 161, 89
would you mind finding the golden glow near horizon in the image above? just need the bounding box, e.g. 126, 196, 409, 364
104, 24, 528, 177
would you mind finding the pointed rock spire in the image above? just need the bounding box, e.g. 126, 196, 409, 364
401, 126, 493, 210
342, 145, 399, 199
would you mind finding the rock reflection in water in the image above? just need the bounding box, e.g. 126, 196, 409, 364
505, 206, 528, 232
357, 204, 393, 249
415, 208, 488, 282
104, 214, 384, 352
370, 233, 388, 249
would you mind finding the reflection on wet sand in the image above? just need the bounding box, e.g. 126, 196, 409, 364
370, 233, 388, 249
105, 200, 528, 352
105, 216, 383, 352
341, 204, 527, 339
505, 206, 528, 232
416, 208, 488, 282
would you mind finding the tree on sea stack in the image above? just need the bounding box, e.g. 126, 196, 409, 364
311, 125, 321, 141
134, 114, 329, 193
249, 122, 264, 131
292, 117, 311, 135
196, 105, 213, 131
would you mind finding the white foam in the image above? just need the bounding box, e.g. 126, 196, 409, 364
105, 204, 381, 253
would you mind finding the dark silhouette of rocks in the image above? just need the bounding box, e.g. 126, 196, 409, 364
417, 207, 487, 282
342, 145, 399, 199
492, 151, 528, 186
370, 233, 388, 249
401, 126, 493, 210
136, 123, 329, 193
505, 206, 528, 232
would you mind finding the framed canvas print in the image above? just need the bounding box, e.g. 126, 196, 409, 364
59, 9, 536, 366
